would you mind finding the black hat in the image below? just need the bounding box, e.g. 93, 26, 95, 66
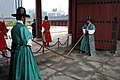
12, 7, 30, 17
86, 16, 91, 20
44, 16, 48, 20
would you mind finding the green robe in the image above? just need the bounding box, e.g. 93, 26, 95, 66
11, 22, 40, 80
80, 23, 95, 53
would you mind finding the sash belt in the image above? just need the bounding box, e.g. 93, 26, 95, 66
16, 44, 31, 47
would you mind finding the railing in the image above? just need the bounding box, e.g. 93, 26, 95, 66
0, 33, 86, 66
33, 34, 72, 54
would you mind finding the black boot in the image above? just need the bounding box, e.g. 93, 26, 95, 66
43, 42, 46, 46
88, 52, 91, 56
47, 43, 49, 46
2, 50, 7, 57
1, 51, 6, 57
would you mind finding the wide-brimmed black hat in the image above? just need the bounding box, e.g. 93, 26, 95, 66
12, 7, 30, 17
86, 16, 91, 20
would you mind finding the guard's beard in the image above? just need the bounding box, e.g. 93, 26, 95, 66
23, 21, 25, 24
23, 19, 26, 24
22, 17, 26, 24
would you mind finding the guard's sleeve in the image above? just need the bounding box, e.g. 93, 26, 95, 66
82, 29, 86, 34
88, 24, 96, 34
27, 39, 32, 46
42, 27, 45, 33
20, 26, 33, 45
88, 30, 95, 34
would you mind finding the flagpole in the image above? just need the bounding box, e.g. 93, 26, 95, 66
15, 0, 17, 9
18, 0, 19, 7
21, 0, 22, 7
2, 14, 4, 21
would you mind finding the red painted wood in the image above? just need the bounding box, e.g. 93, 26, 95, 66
72, 0, 119, 51
36, 0, 42, 38
35, 0, 120, 51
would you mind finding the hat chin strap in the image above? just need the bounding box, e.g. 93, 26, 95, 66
21, 17, 26, 24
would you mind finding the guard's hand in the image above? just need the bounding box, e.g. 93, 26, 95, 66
85, 29, 88, 32
86, 28, 89, 31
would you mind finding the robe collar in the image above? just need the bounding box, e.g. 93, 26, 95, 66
17, 20, 23, 24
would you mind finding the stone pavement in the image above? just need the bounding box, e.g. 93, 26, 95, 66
36, 42, 120, 80
0, 26, 120, 80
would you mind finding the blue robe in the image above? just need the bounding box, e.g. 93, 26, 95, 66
11, 22, 40, 80
80, 23, 96, 56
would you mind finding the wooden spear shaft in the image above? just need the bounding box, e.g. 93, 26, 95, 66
32, 40, 74, 60
58, 33, 86, 65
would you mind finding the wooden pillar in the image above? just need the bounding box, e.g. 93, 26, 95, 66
69, 0, 77, 45
68, 0, 72, 34
35, 0, 42, 39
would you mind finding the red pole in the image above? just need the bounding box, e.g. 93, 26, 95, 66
32, 40, 74, 60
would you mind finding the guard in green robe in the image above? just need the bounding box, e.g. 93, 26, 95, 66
10, 7, 40, 80
80, 16, 96, 56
